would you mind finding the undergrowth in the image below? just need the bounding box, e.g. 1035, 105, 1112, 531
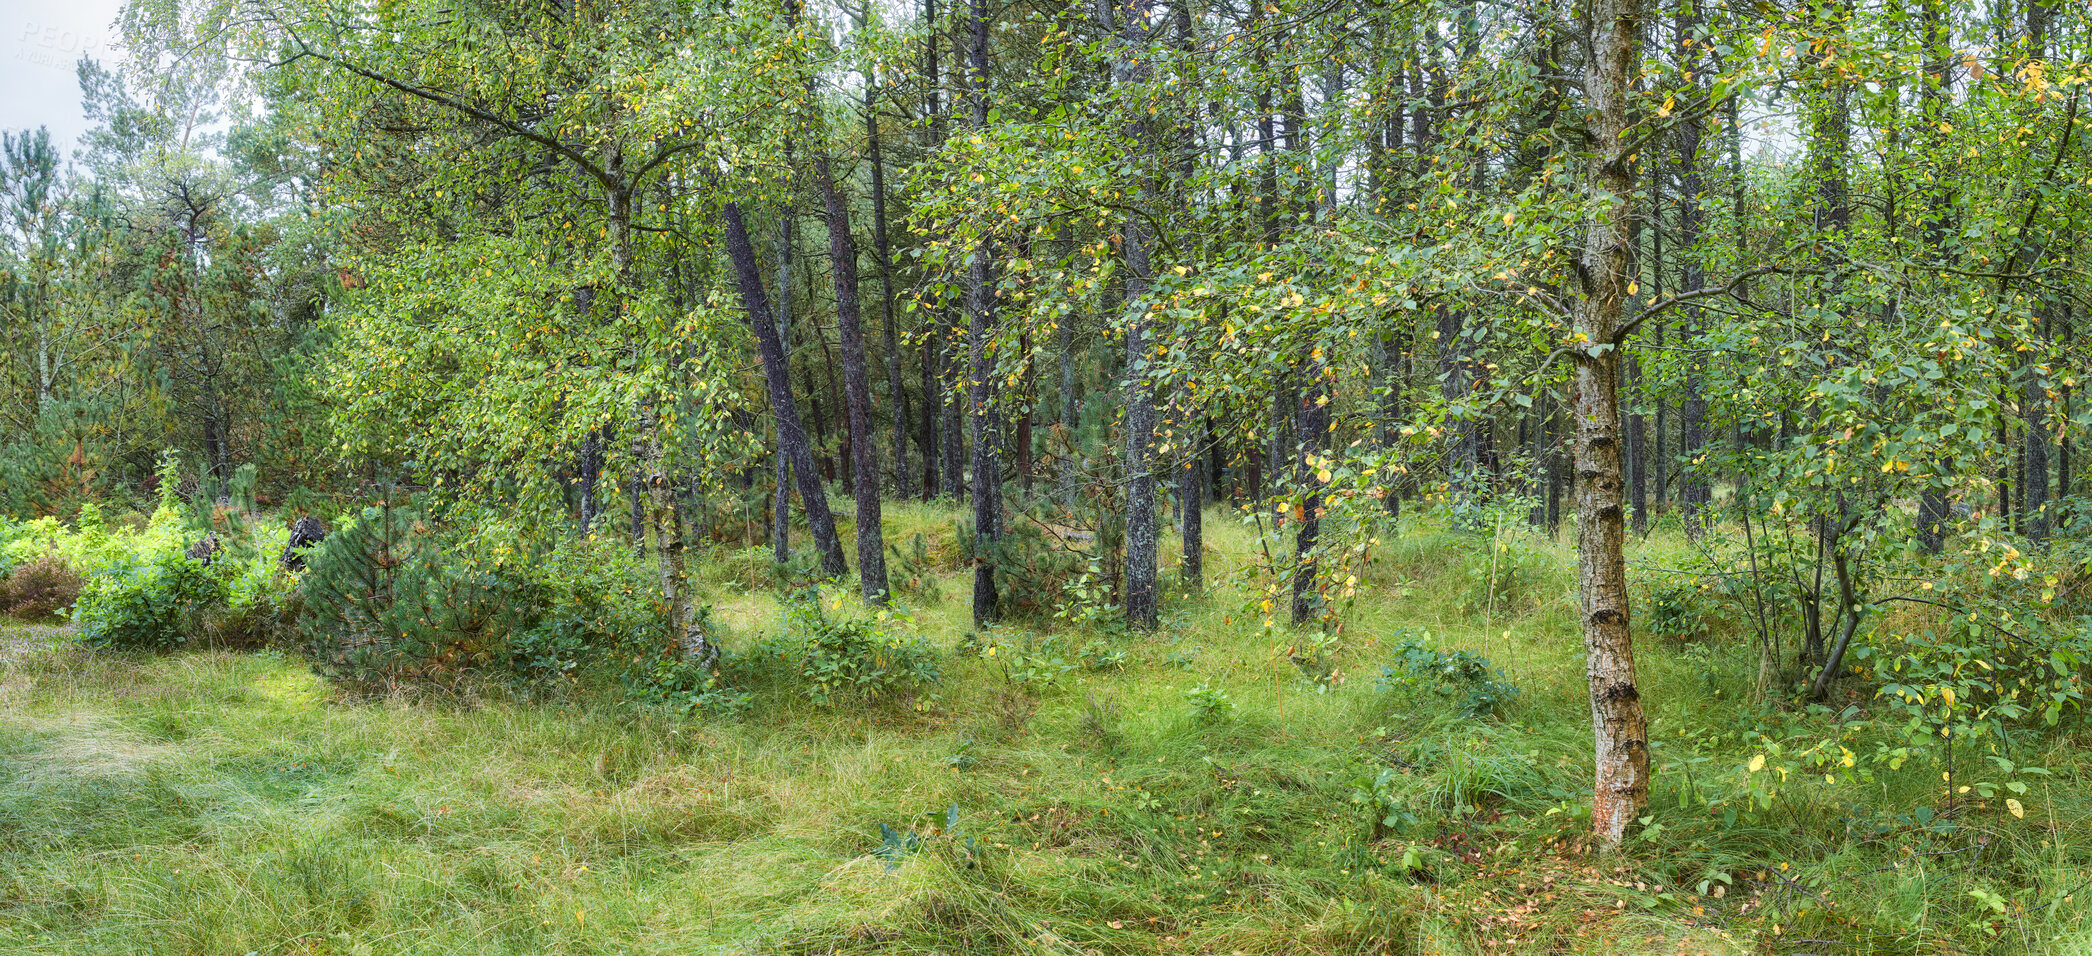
1, 499, 2088, 955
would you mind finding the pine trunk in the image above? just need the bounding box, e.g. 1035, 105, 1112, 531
814, 156, 891, 602
723, 202, 849, 578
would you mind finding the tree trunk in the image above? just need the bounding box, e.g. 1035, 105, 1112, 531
1572, 0, 1651, 851
942, 315, 967, 499
1627, 360, 1647, 535
814, 155, 891, 603
919, 0, 945, 502
1916, 0, 1953, 552
1016, 331, 1035, 494
773, 213, 797, 563
578, 424, 605, 535
1374, 329, 1407, 519
2025, 347, 2051, 544
867, 75, 912, 500
1291, 370, 1328, 625
1675, 1, 1710, 537
965, 0, 1001, 625
922, 321, 941, 500
723, 201, 848, 578
1103, 0, 1161, 629
1179, 411, 1204, 592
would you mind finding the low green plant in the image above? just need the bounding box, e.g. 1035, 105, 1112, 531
1348, 763, 1421, 840
1378, 635, 1521, 718
885, 532, 946, 604
76, 549, 225, 651
961, 518, 1082, 620
1456, 537, 1552, 621
297, 504, 538, 688
621, 651, 753, 718
1640, 573, 1723, 640
1077, 642, 1127, 671
999, 647, 1075, 689
507, 535, 666, 692
872, 805, 978, 871
1185, 682, 1233, 725
752, 597, 941, 706
1054, 554, 1127, 636
204, 551, 301, 649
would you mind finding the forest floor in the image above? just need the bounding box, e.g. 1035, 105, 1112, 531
1, 504, 2087, 955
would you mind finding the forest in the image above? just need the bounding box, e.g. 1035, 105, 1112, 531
1, 0, 2089, 951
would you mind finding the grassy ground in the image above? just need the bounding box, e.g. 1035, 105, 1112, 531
2, 502, 2088, 954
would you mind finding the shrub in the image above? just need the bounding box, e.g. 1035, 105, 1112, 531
885, 532, 946, 604
616, 617, 752, 719
297, 504, 538, 689
1, 550, 83, 620
1643, 578, 1718, 643
203, 553, 302, 649
507, 536, 663, 689
1378, 635, 1521, 719
1456, 539, 1554, 620
1185, 683, 1234, 725
76, 550, 225, 651
751, 598, 941, 706
960, 518, 1085, 621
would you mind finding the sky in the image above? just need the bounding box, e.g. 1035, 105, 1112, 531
2, 0, 128, 159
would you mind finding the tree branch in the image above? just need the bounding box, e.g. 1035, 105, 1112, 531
1615, 264, 1819, 343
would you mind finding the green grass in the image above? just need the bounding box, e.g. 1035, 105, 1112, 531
3, 503, 2090, 954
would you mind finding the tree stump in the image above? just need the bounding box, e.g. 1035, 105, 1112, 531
281, 516, 328, 570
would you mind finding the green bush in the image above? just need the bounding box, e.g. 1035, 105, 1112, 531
203, 552, 302, 649
1456, 538, 1554, 620
1643, 578, 1718, 642
1185, 683, 1234, 725
297, 504, 539, 689
959, 518, 1086, 621
76, 550, 225, 651
751, 597, 940, 706
1378, 634, 1521, 719
885, 532, 946, 604
507, 536, 683, 697
616, 613, 751, 719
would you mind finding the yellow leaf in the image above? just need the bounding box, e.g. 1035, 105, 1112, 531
2006, 799, 2025, 818
1748, 754, 1766, 772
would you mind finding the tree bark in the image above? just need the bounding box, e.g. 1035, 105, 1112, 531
965, 0, 1001, 625
919, 0, 945, 502
1675, 1, 1710, 536
1179, 412, 1205, 592
773, 213, 796, 563
1916, 0, 1953, 552
1572, 0, 1651, 851
867, 78, 913, 500
1627, 360, 1647, 535
1102, 0, 1161, 629
1291, 369, 1328, 625
723, 201, 848, 578
814, 155, 891, 603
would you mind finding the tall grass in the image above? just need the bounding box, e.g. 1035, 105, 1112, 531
0, 501, 2086, 954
